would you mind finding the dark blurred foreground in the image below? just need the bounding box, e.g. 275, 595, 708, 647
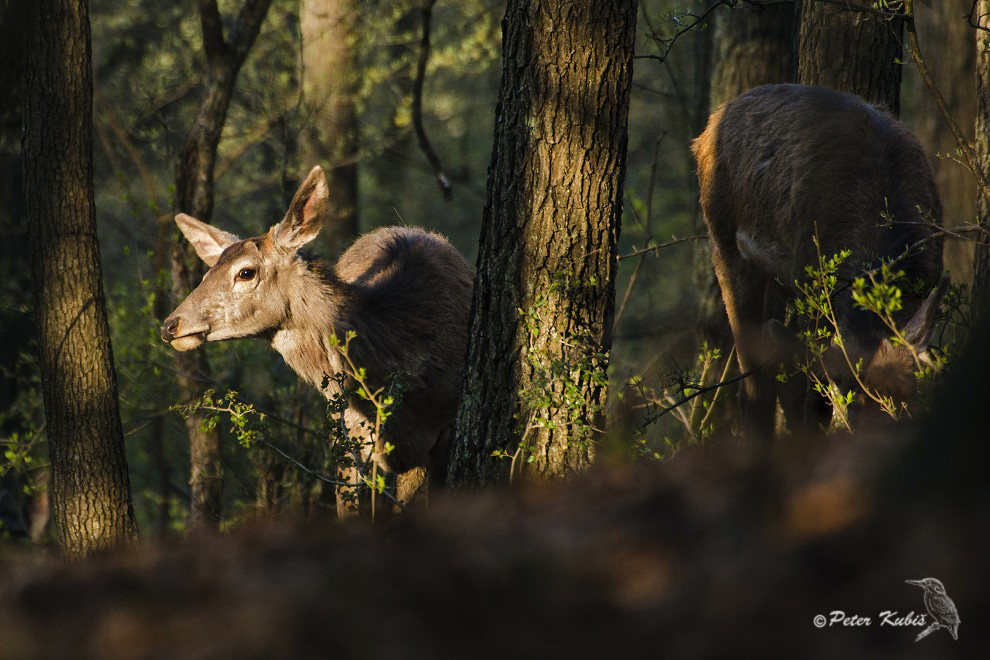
0, 386, 986, 660
2, 321, 990, 658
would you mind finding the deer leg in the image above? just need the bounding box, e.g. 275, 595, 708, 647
710, 241, 778, 439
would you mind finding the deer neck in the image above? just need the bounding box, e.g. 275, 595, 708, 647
270, 258, 355, 399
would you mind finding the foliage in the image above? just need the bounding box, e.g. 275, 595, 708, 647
325, 331, 405, 517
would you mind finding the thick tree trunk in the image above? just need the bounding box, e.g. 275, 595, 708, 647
23, 0, 137, 557
173, 0, 272, 531
973, 2, 990, 305
300, 0, 360, 256
699, 2, 798, 355
908, 0, 977, 285
798, 0, 904, 114
448, 0, 637, 486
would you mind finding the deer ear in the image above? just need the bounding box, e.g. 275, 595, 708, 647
175, 213, 240, 267
272, 166, 328, 251
903, 273, 950, 348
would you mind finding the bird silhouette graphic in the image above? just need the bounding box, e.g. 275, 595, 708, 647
906, 578, 959, 641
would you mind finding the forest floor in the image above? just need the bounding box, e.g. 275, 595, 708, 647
0, 422, 982, 658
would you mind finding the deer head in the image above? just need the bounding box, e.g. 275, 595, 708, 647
161, 166, 330, 351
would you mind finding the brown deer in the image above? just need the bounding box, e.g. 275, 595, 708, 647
692, 84, 947, 437
162, 166, 473, 516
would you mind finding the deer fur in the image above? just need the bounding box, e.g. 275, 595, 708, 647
692, 84, 946, 436
162, 166, 473, 515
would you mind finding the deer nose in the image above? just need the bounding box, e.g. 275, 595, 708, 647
161, 317, 180, 342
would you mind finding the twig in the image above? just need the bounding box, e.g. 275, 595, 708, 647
969, 0, 990, 33
412, 0, 452, 201
641, 370, 753, 428
698, 344, 736, 432
618, 235, 707, 260
810, 0, 904, 19
615, 134, 666, 327
215, 112, 283, 179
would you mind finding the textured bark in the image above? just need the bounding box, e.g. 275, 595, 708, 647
300, 0, 360, 255
973, 2, 990, 306
710, 2, 797, 108
23, 0, 137, 557
908, 0, 976, 285
448, 0, 637, 486
698, 2, 798, 355
798, 0, 904, 114
173, 0, 272, 531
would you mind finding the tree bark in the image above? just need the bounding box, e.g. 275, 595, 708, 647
698, 1, 798, 355
710, 2, 797, 108
973, 2, 990, 306
798, 0, 904, 114
173, 0, 272, 531
448, 0, 637, 486
23, 0, 137, 557
300, 0, 360, 255
908, 0, 977, 285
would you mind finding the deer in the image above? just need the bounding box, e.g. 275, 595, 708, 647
161, 166, 474, 517
692, 84, 948, 438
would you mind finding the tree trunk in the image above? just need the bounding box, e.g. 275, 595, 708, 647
973, 2, 990, 305
448, 0, 637, 486
710, 2, 797, 108
907, 0, 977, 285
300, 0, 360, 256
698, 2, 798, 355
798, 0, 904, 114
173, 0, 272, 532
23, 0, 137, 557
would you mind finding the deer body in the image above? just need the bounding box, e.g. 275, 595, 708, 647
692, 84, 946, 435
162, 167, 472, 514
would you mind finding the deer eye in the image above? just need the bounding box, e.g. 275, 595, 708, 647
236, 267, 257, 281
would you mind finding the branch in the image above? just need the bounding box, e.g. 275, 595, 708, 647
810, 0, 904, 19
198, 0, 228, 61
230, 0, 275, 65
969, 0, 990, 33
412, 0, 453, 201
641, 370, 753, 428
903, 0, 990, 206
618, 235, 707, 260
215, 112, 283, 180
636, 0, 794, 65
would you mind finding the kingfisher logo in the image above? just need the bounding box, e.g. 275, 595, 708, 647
905, 578, 960, 642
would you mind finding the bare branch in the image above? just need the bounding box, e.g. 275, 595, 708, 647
969, 0, 990, 33
641, 370, 753, 429
810, 0, 904, 19
903, 0, 990, 206
618, 235, 707, 261
413, 0, 453, 201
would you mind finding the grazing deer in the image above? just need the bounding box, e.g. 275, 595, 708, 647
692, 84, 947, 436
162, 166, 473, 516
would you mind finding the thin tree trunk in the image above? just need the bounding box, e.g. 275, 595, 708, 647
973, 2, 990, 305
798, 0, 904, 114
908, 0, 977, 285
23, 0, 137, 557
448, 0, 637, 486
173, 0, 273, 532
300, 0, 360, 255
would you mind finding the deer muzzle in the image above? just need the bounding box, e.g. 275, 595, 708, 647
161, 315, 209, 351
